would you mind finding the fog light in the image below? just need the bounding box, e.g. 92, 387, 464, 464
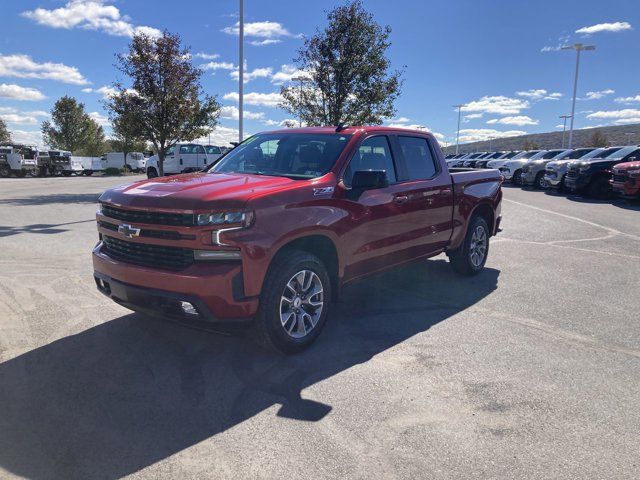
180, 301, 198, 315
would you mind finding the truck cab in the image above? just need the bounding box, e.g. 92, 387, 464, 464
0, 144, 39, 178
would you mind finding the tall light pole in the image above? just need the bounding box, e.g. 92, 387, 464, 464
562, 43, 595, 148
291, 76, 308, 127
559, 114, 572, 148
238, 0, 244, 143
453, 104, 466, 154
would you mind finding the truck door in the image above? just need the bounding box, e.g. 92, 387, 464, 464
340, 135, 421, 279
178, 144, 197, 172
196, 145, 206, 169
391, 135, 455, 254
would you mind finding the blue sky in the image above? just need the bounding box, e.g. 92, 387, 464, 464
1, 0, 639, 148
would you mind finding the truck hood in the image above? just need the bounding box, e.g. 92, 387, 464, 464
613, 161, 640, 171
99, 172, 299, 211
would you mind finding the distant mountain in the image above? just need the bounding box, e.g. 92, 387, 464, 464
442, 123, 640, 154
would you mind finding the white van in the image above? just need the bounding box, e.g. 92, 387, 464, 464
101, 152, 146, 172
145, 143, 223, 178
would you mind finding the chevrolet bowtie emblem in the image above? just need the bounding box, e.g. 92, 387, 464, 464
118, 224, 141, 238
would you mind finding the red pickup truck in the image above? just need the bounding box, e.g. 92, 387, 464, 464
93, 126, 502, 352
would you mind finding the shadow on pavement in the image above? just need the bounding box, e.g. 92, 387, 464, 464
0, 193, 100, 206
0, 219, 96, 238
0, 259, 499, 479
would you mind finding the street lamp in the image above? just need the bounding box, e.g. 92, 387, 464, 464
291, 75, 309, 127
238, 0, 244, 143
559, 114, 572, 149
562, 43, 595, 148
453, 104, 466, 154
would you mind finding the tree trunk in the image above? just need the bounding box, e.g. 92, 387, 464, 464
158, 150, 164, 176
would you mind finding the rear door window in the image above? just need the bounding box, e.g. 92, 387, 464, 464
398, 136, 438, 181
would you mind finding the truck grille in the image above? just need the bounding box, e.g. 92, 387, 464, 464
101, 204, 194, 226
566, 169, 578, 178
613, 174, 628, 183
102, 235, 194, 270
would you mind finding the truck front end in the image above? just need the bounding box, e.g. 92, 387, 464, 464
611, 161, 640, 198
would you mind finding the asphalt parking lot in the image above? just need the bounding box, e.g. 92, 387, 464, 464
0, 176, 639, 479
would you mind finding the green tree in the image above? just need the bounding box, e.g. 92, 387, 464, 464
41, 96, 102, 153
107, 98, 146, 169
589, 129, 608, 148
107, 31, 221, 175
280, 0, 403, 126
0, 119, 11, 144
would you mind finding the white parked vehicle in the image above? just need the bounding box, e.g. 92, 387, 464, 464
76, 156, 104, 176
101, 152, 146, 172
0, 144, 39, 178
145, 143, 223, 178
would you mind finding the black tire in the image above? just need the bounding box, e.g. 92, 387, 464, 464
146, 167, 158, 179
83, 170, 93, 176
27, 168, 39, 177
255, 250, 331, 354
587, 176, 611, 199
448, 216, 490, 276
512, 169, 523, 185
123, 164, 132, 173
62, 171, 72, 177
558, 175, 567, 193
534, 171, 546, 190
16, 170, 26, 178
0, 165, 10, 178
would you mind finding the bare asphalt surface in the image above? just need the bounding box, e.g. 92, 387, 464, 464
0, 176, 639, 479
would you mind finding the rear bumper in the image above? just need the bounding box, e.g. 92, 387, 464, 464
93, 242, 258, 322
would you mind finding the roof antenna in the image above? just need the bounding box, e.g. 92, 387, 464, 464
336, 123, 347, 132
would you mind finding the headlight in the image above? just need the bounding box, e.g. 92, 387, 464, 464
196, 211, 254, 226
579, 165, 591, 173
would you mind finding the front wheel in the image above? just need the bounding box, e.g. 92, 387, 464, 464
512, 169, 523, 185
255, 250, 331, 354
534, 172, 546, 190
448, 216, 490, 276
146, 167, 158, 179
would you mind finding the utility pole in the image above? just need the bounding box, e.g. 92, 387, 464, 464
238, 0, 244, 143
559, 114, 572, 149
562, 43, 595, 148
453, 104, 466, 155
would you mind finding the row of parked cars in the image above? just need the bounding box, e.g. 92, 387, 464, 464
445, 146, 640, 199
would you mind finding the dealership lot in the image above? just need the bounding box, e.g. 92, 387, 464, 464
0, 176, 639, 479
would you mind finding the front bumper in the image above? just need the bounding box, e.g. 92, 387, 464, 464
611, 179, 640, 197
498, 168, 514, 180
544, 171, 561, 187
93, 242, 258, 322
564, 173, 590, 191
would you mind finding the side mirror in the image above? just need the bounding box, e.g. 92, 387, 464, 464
351, 170, 389, 190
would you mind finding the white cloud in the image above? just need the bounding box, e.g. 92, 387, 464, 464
582, 89, 615, 100
230, 67, 273, 83
486, 115, 539, 126
194, 53, 219, 60
201, 61, 235, 71
0, 83, 46, 101
223, 91, 282, 107
82, 85, 117, 99
271, 64, 310, 85
220, 105, 265, 121
613, 117, 640, 125
458, 128, 526, 143
8, 129, 44, 146
463, 113, 483, 122
541, 34, 571, 52
0, 54, 89, 85
0, 107, 48, 125
615, 95, 640, 104
462, 95, 529, 115
586, 109, 640, 120
222, 21, 300, 45
88, 111, 109, 127
384, 118, 444, 140
517, 89, 562, 101
194, 125, 247, 146
21, 0, 161, 38
576, 22, 632, 35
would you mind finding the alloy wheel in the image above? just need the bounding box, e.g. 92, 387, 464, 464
469, 225, 487, 268
279, 270, 324, 338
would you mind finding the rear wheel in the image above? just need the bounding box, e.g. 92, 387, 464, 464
62, 171, 72, 177
27, 169, 39, 177
146, 167, 158, 179
448, 216, 490, 276
83, 170, 93, 176
255, 250, 331, 354
16, 170, 26, 178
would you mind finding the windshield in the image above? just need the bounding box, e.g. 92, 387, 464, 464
513, 150, 540, 160
561, 148, 594, 159
210, 133, 352, 179
607, 146, 639, 160
206, 146, 221, 155
539, 150, 565, 159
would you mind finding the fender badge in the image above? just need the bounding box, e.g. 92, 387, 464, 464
313, 187, 334, 196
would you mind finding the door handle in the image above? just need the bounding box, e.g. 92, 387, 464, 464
393, 195, 409, 204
